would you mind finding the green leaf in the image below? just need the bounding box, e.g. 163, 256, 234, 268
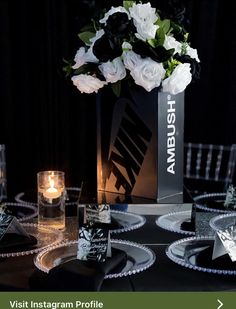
161, 19, 170, 34
164, 58, 181, 78
123, 1, 135, 10
147, 39, 157, 48
167, 26, 173, 36
78, 31, 95, 45
184, 32, 189, 42
170, 21, 183, 36
156, 27, 165, 46
155, 11, 161, 23
181, 42, 188, 55
74, 65, 87, 75
62, 58, 73, 78
74, 63, 98, 75
62, 58, 71, 65
80, 23, 95, 33
111, 81, 121, 97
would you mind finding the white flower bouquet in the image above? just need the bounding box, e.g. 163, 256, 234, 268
65, 1, 200, 96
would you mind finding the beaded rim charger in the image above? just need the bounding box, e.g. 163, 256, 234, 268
0, 223, 64, 258
1, 202, 38, 222
166, 236, 236, 275
194, 193, 234, 214
156, 210, 195, 236
34, 239, 156, 279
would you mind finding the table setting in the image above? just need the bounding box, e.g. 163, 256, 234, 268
0, 168, 156, 291
154, 185, 236, 279
2, 0, 236, 294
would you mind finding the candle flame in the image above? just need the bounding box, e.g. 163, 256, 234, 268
49, 178, 55, 189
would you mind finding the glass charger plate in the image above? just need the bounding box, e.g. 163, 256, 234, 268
0, 223, 63, 258
194, 193, 235, 214
166, 236, 236, 275
210, 213, 236, 233
1, 202, 37, 222
34, 239, 156, 279
110, 211, 146, 234
155, 210, 195, 236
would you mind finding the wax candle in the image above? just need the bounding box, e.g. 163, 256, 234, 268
43, 178, 61, 199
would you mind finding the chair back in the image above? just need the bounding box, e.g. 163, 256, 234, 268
184, 143, 236, 194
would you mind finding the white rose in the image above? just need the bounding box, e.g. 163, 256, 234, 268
72, 47, 87, 69
186, 45, 200, 62
99, 6, 130, 24
71, 74, 106, 93
129, 3, 157, 25
72, 46, 98, 69
135, 22, 158, 41
163, 35, 182, 54
85, 47, 99, 63
99, 57, 126, 83
130, 58, 166, 92
123, 50, 141, 71
162, 63, 192, 95
82, 29, 105, 64
122, 41, 132, 50
89, 29, 105, 45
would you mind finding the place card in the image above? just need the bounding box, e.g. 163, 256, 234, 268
77, 226, 111, 262
84, 204, 111, 225
224, 185, 236, 210
212, 225, 236, 262
0, 210, 29, 242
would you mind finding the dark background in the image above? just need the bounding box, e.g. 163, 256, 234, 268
1, 0, 236, 199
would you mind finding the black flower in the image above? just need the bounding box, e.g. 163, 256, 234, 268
93, 34, 122, 62
67, 2, 200, 95
105, 12, 134, 39
133, 41, 174, 63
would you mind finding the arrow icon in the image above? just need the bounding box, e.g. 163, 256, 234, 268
217, 299, 223, 309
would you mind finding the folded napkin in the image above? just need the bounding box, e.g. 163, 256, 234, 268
30, 248, 127, 291
195, 245, 236, 270
0, 233, 37, 253
205, 200, 225, 210
180, 220, 195, 232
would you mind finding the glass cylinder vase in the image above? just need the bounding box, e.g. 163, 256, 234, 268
37, 170, 65, 230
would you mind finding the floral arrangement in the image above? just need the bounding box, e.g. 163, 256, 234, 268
65, 1, 200, 96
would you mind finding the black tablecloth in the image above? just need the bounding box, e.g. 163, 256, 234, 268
1, 215, 236, 291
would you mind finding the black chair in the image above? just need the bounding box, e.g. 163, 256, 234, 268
184, 143, 236, 196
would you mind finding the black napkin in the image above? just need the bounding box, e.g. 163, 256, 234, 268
180, 203, 196, 232
205, 200, 225, 210
30, 248, 127, 291
195, 246, 236, 270
0, 233, 37, 253
180, 220, 195, 232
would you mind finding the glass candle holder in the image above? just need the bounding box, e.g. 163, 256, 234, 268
37, 171, 65, 230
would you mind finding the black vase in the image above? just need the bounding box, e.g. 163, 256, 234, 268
96, 84, 184, 203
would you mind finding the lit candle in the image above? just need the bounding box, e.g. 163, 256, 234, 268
43, 177, 61, 199
37, 170, 65, 230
